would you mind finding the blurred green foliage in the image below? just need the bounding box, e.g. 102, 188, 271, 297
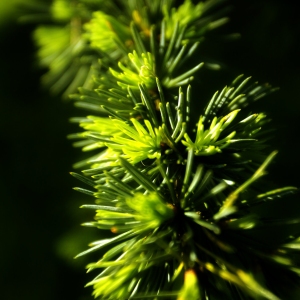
0, 0, 23, 24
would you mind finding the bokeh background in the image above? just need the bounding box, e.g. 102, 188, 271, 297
0, 1, 299, 299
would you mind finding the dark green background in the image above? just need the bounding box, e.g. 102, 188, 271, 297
0, 1, 299, 299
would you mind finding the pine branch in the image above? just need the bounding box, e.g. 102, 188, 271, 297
31, 0, 300, 299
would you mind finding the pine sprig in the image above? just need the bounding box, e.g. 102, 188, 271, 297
31, 0, 300, 299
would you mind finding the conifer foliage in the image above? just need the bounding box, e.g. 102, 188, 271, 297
34, 0, 300, 299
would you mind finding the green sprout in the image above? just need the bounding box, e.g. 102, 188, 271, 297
51, 0, 74, 21
85, 10, 131, 56
177, 269, 201, 300
109, 118, 163, 164
126, 192, 174, 228
110, 51, 156, 90
163, 0, 228, 41
76, 116, 164, 165
182, 110, 240, 155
